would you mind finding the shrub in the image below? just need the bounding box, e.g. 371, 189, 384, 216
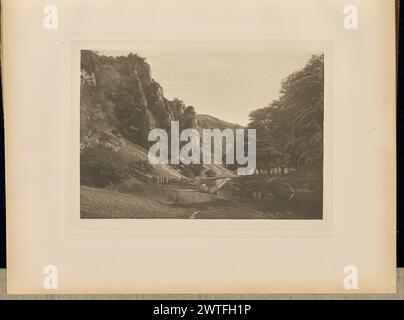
80, 145, 134, 188
205, 168, 217, 177
180, 164, 204, 178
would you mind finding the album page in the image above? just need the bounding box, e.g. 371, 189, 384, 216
2, 0, 396, 293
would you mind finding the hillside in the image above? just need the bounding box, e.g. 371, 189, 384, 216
196, 114, 243, 131
80, 50, 238, 190
80, 50, 189, 150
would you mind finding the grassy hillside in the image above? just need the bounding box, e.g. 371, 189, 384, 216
197, 114, 243, 130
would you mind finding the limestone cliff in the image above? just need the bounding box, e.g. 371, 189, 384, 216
80, 50, 191, 150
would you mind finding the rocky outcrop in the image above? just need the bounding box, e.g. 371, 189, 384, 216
80, 50, 197, 149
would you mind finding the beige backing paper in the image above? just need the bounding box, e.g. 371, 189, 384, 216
2, 0, 396, 293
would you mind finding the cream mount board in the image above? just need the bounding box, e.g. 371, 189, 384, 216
2, 0, 396, 294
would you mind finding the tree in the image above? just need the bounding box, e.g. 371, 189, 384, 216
248, 54, 324, 171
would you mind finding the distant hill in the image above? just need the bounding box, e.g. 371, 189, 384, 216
197, 114, 243, 131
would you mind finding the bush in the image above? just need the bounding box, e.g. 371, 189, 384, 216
80, 145, 135, 188
205, 168, 217, 177
180, 164, 204, 178
180, 167, 195, 178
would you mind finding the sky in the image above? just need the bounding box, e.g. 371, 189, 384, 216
99, 42, 322, 126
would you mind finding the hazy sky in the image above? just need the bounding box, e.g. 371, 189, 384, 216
99, 43, 321, 125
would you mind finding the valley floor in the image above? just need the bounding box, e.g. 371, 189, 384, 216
80, 173, 323, 219
80, 185, 269, 219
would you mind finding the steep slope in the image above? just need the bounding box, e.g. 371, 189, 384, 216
81, 50, 189, 149
119, 140, 185, 180
80, 50, 241, 188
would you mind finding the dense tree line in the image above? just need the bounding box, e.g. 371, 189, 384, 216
248, 54, 324, 172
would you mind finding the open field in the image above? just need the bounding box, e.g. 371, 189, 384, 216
81, 171, 322, 219
81, 184, 268, 219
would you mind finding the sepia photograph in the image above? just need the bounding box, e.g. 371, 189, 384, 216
2, 0, 396, 295
80, 43, 324, 219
